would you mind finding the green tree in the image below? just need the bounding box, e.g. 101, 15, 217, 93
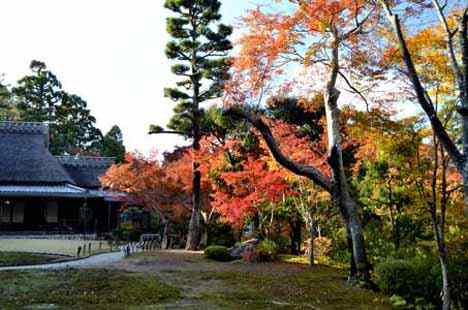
54, 93, 103, 155
100, 125, 126, 163
0, 77, 18, 120
13, 60, 103, 155
13, 60, 62, 123
151, 0, 232, 250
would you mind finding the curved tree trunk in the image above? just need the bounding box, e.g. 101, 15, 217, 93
324, 38, 370, 282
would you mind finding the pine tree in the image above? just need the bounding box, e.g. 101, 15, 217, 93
13, 60, 62, 123
100, 125, 126, 163
13, 60, 103, 155
150, 0, 232, 250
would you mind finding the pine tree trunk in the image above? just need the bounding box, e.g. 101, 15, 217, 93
186, 116, 203, 250
185, 23, 203, 250
186, 158, 203, 249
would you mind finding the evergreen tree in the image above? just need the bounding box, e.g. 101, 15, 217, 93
0, 78, 18, 120
13, 60, 62, 123
54, 93, 103, 155
100, 125, 126, 163
12, 60, 103, 155
150, 0, 232, 249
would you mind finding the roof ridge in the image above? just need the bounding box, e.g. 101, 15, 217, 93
0, 121, 48, 135
56, 156, 115, 168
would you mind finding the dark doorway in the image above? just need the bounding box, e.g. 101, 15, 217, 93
24, 201, 46, 229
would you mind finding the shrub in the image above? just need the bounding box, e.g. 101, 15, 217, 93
207, 223, 235, 247
113, 223, 142, 242
204, 245, 233, 262
271, 235, 290, 254
375, 254, 468, 308
375, 257, 436, 305
256, 239, 279, 262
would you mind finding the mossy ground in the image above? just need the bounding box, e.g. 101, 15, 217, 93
0, 251, 391, 309
0, 268, 180, 309
0, 251, 60, 267
116, 251, 392, 309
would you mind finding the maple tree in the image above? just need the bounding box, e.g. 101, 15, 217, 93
101, 152, 191, 247
223, 0, 383, 283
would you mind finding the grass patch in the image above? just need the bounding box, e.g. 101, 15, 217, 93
0, 268, 180, 309
0, 251, 60, 267
279, 254, 310, 265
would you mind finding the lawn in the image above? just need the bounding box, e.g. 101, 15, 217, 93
0, 239, 111, 256
0, 252, 61, 267
0, 269, 180, 310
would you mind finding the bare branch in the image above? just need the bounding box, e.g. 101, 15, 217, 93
431, 0, 464, 96
338, 70, 370, 111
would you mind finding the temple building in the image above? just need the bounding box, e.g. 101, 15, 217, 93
0, 121, 123, 235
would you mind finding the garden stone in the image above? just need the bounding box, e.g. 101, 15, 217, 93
229, 238, 260, 259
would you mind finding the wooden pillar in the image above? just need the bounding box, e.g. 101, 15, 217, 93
107, 202, 111, 232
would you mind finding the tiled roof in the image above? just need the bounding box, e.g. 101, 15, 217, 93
57, 156, 114, 189
56, 156, 114, 168
0, 184, 96, 198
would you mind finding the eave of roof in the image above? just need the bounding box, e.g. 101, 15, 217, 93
0, 184, 98, 198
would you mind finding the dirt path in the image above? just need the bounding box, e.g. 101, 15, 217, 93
0, 251, 124, 271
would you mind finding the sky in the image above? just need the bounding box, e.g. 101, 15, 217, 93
0, 0, 255, 155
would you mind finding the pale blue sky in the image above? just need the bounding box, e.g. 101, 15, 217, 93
0, 1, 256, 155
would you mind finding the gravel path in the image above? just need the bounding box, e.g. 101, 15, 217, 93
0, 251, 124, 271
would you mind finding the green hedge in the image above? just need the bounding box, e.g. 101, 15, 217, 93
204, 246, 233, 262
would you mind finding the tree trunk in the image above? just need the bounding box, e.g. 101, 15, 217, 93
431, 208, 451, 310
307, 216, 316, 267
439, 253, 451, 310
323, 39, 371, 282
200, 225, 208, 248
346, 225, 358, 278
185, 165, 202, 250
290, 212, 302, 255
186, 119, 203, 250
161, 220, 170, 250
340, 194, 370, 283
